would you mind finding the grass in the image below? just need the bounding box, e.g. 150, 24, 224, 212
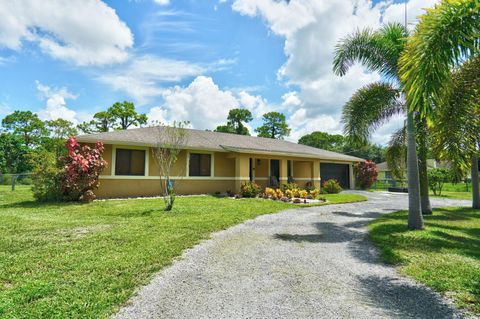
430, 191, 471, 201
0, 186, 365, 318
369, 207, 480, 314
299, 193, 368, 207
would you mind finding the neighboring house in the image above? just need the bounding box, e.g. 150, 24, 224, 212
77, 127, 363, 198
376, 160, 450, 181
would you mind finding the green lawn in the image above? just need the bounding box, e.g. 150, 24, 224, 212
300, 193, 368, 207
0, 186, 366, 318
369, 208, 480, 315
430, 191, 471, 201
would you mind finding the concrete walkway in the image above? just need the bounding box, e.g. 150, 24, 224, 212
114, 192, 471, 319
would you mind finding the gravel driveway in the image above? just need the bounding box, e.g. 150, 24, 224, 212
114, 192, 471, 319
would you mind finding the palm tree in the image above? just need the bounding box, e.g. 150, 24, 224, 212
400, 0, 480, 209
333, 23, 425, 229
431, 56, 480, 208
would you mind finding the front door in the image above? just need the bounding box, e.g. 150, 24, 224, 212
270, 160, 280, 182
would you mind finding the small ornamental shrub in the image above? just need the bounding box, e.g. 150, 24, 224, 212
61, 137, 107, 202
282, 182, 299, 191
275, 189, 284, 198
299, 190, 308, 199
264, 187, 276, 197
240, 181, 262, 198
309, 189, 319, 198
323, 179, 342, 194
31, 151, 64, 202
354, 160, 378, 189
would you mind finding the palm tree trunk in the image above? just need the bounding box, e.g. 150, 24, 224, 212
417, 117, 432, 215
472, 155, 480, 209
407, 111, 424, 230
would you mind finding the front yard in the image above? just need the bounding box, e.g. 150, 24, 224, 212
369, 208, 480, 315
0, 186, 366, 318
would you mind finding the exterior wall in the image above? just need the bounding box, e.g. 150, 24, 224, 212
94, 143, 358, 198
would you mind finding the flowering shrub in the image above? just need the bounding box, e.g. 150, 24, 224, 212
61, 137, 107, 202
323, 179, 342, 194
240, 181, 262, 198
354, 160, 378, 189
299, 190, 308, 199
309, 189, 319, 199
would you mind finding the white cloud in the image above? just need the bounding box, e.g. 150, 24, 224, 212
0, 0, 133, 66
97, 55, 206, 104
232, 0, 439, 144
158, 76, 239, 129
35, 81, 79, 124
153, 0, 170, 5
147, 76, 276, 130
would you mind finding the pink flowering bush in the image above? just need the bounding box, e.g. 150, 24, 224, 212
61, 137, 107, 202
354, 160, 378, 189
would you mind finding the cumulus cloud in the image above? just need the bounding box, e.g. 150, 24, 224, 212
147, 76, 276, 130
36, 81, 79, 124
0, 0, 133, 66
232, 0, 439, 144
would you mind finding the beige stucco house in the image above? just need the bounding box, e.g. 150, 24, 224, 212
77, 127, 363, 198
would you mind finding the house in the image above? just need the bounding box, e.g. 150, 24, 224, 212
376, 160, 450, 181
77, 126, 364, 198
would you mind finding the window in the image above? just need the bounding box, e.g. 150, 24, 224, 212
189, 153, 211, 176
115, 149, 146, 176
287, 160, 292, 177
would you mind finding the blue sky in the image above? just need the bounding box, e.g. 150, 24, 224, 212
0, 0, 438, 143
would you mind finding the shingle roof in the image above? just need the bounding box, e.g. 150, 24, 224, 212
77, 126, 364, 162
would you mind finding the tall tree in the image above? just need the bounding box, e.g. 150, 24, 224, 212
333, 23, 425, 228
215, 108, 253, 135
400, 0, 480, 210
431, 56, 480, 208
44, 119, 78, 157
255, 112, 290, 139
108, 101, 148, 130
298, 131, 345, 152
1, 111, 47, 147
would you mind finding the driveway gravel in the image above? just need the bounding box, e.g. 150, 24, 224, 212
114, 192, 471, 319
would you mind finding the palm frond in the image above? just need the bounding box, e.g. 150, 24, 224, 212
400, 0, 480, 115
386, 127, 407, 181
431, 55, 480, 172
333, 23, 407, 79
342, 82, 405, 147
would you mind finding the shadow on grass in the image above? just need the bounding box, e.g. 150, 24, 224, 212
369, 208, 480, 262
358, 275, 459, 318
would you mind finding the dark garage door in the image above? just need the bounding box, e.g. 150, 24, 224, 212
320, 163, 350, 189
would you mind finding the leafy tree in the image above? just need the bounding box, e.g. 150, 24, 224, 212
1, 110, 47, 147
298, 131, 345, 152
108, 101, 148, 130
0, 133, 31, 173
427, 168, 452, 196
43, 119, 78, 157
334, 22, 425, 229
342, 143, 386, 163
215, 108, 253, 135
400, 0, 480, 209
78, 111, 115, 134
255, 112, 290, 139
46, 119, 77, 139
214, 125, 235, 134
